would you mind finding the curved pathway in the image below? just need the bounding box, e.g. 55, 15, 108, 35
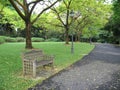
29, 44, 120, 90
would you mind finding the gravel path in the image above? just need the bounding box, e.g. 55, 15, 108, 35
29, 44, 120, 90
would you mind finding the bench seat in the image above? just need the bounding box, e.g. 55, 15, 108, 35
22, 49, 54, 78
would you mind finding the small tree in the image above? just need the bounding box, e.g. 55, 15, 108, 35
8, 0, 60, 49
50, 0, 74, 44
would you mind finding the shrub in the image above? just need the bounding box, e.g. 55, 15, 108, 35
32, 37, 44, 42
16, 37, 25, 42
5, 37, 17, 42
45, 38, 61, 42
0, 36, 5, 44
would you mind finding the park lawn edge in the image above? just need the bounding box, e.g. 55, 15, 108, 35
0, 42, 95, 90
27, 42, 95, 89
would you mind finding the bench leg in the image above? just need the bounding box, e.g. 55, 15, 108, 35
49, 63, 54, 70
43, 63, 54, 70
23, 60, 26, 77
33, 60, 36, 78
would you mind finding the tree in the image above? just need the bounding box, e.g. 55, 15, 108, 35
49, 0, 75, 44
112, 0, 120, 44
73, 16, 89, 42
48, 0, 111, 44
69, 0, 111, 42
0, 1, 18, 36
8, 0, 60, 49
104, 0, 120, 44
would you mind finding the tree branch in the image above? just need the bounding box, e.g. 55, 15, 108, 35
31, 0, 59, 24
65, 0, 73, 28
46, 21, 63, 28
79, 21, 89, 31
8, 0, 25, 20
63, 0, 67, 7
28, 0, 43, 6
29, 1, 39, 15
15, 0, 24, 9
77, 15, 88, 27
51, 7, 66, 27
68, 0, 73, 7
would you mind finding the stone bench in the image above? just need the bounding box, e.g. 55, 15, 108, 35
22, 49, 54, 78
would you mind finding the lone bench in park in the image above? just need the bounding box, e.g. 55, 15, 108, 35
22, 49, 54, 78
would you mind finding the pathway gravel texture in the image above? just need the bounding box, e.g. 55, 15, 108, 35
28, 44, 120, 90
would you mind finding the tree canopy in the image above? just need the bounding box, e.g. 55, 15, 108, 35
1, 0, 117, 45
104, 0, 120, 44
8, 0, 60, 49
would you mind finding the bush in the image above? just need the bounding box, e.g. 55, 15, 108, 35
0, 36, 5, 44
32, 37, 44, 42
46, 30, 64, 41
45, 38, 61, 42
16, 37, 25, 42
5, 37, 17, 42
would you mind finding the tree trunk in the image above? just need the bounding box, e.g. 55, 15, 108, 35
25, 21, 33, 49
118, 38, 120, 45
77, 32, 81, 42
65, 26, 69, 44
75, 31, 81, 42
75, 33, 78, 42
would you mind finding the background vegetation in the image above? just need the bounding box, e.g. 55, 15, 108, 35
104, 0, 120, 44
1, 0, 119, 45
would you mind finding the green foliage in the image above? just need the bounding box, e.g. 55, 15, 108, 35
16, 37, 25, 42
48, 0, 112, 44
112, 0, 120, 24
0, 36, 25, 43
46, 30, 64, 40
2, 7, 24, 28
0, 6, 25, 38
0, 0, 10, 13
71, 0, 111, 26
112, 0, 120, 43
45, 38, 61, 42
0, 42, 94, 90
32, 37, 44, 42
103, 0, 120, 44
0, 0, 112, 45
4, 37, 17, 42
0, 36, 5, 44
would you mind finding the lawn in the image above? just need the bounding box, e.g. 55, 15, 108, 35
0, 42, 94, 90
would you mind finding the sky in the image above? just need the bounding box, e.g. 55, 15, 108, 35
105, 0, 113, 4
28, 0, 113, 14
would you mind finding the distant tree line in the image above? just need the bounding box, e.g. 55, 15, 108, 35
1, 0, 119, 47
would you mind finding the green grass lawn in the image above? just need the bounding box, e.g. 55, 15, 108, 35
0, 42, 94, 90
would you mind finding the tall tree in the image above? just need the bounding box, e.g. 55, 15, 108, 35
74, 0, 111, 41
104, 0, 120, 44
48, 0, 110, 44
50, 0, 74, 44
8, 0, 60, 49
111, 0, 120, 44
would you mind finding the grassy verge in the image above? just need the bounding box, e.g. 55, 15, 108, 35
0, 42, 94, 90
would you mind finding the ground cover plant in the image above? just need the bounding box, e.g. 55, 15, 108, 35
0, 42, 94, 90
